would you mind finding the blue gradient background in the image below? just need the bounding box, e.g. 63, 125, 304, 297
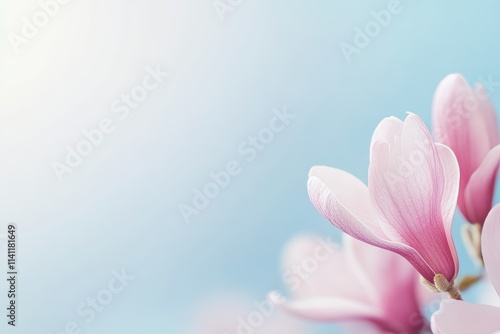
0, 0, 499, 333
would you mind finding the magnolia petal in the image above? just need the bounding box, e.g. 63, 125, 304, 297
269, 292, 383, 322
464, 145, 500, 225
368, 114, 455, 281
432, 74, 492, 183
307, 166, 434, 281
478, 276, 500, 308
475, 83, 500, 148
280, 234, 427, 333
280, 234, 364, 301
432, 75, 496, 223
344, 234, 416, 304
308, 166, 386, 238
344, 235, 425, 333
432, 300, 500, 334
430, 316, 441, 334
436, 143, 460, 277
343, 234, 387, 304
370, 116, 404, 158
482, 204, 500, 295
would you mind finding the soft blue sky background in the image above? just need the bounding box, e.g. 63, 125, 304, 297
0, 0, 499, 333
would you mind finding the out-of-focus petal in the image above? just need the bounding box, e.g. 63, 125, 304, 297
344, 235, 425, 333
277, 233, 429, 333
432, 74, 498, 223
269, 292, 383, 322
280, 234, 364, 302
482, 204, 500, 295
432, 74, 492, 183
475, 83, 500, 148
430, 315, 441, 334
477, 276, 500, 308
432, 300, 500, 334
464, 145, 500, 224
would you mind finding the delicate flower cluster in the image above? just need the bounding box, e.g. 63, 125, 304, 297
274, 74, 500, 333
194, 74, 500, 334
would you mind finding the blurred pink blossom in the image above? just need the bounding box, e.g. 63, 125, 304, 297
432, 203, 500, 333
432, 74, 500, 225
270, 233, 435, 333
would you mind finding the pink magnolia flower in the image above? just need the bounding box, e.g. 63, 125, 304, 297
431, 203, 500, 333
270, 233, 434, 333
478, 277, 500, 308
189, 296, 305, 334
307, 113, 460, 287
432, 74, 500, 225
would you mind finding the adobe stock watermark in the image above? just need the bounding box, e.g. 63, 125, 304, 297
280, 236, 339, 291
225, 236, 338, 334
389, 74, 500, 187
7, 0, 74, 53
49, 268, 134, 334
213, 0, 245, 21
381, 75, 499, 187
340, 0, 410, 63
178, 107, 296, 224
383, 132, 433, 187
51, 65, 169, 183
434, 74, 500, 144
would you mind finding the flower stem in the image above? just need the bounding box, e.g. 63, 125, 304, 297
446, 285, 462, 300
434, 274, 463, 300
